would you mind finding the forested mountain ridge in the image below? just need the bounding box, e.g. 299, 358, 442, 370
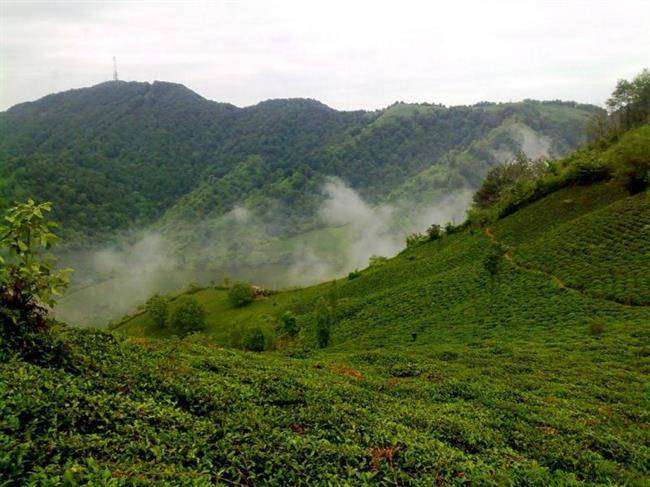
0, 80, 600, 242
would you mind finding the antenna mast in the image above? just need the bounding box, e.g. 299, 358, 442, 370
113, 56, 119, 82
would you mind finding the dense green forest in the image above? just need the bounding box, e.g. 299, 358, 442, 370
0, 80, 599, 243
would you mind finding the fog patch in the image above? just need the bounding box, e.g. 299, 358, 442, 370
55, 179, 474, 327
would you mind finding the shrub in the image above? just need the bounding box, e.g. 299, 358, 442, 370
444, 222, 462, 235
314, 298, 331, 348
483, 242, 505, 276
242, 326, 266, 352
228, 282, 255, 307
145, 294, 168, 328
0, 200, 72, 360
406, 232, 427, 248
426, 224, 441, 241
589, 321, 606, 337
369, 255, 388, 267
279, 311, 298, 337
347, 270, 361, 280
169, 296, 205, 335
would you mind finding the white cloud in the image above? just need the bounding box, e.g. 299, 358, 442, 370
1, 0, 648, 110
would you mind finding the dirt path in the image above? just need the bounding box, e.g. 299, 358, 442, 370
483, 227, 641, 307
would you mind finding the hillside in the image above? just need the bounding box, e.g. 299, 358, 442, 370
0, 81, 598, 245
3, 123, 648, 484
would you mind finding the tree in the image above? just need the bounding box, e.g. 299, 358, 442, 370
146, 294, 168, 328
169, 296, 205, 335
607, 69, 650, 130
0, 199, 72, 354
315, 298, 331, 348
228, 282, 255, 307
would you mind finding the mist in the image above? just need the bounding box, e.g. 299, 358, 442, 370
55, 179, 473, 326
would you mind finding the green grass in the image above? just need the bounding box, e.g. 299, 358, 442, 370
3, 179, 650, 484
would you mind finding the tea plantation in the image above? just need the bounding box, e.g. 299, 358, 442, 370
2, 128, 650, 484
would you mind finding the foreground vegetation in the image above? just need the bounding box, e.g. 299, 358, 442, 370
42, 176, 648, 484
1, 73, 649, 484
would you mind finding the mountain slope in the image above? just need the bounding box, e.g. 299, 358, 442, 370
0, 81, 599, 243
2, 123, 649, 483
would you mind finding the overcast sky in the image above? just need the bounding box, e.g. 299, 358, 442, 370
1, 0, 648, 111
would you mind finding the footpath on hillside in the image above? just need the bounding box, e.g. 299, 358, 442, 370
483, 227, 645, 308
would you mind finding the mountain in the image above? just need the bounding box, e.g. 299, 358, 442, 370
0, 81, 600, 243
2, 123, 648, 484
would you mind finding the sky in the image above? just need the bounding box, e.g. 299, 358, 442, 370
1, 0, 648, 111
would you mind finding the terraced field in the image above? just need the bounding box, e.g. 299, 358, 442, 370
3, 179, 649, 484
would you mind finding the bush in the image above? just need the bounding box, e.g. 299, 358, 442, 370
347, 270, 361, 280
314, 298, 331, 348
169, 296, 205, 335
279, 311, 298, 337
0, 200, 71, 360
483, 242, 505, 276
242, 326, 266, 352
426, 224, 441, 241
369, 255, 388, 267
588, 321, 606, 337
145, 294, 168, 328
228, 282, 255, 307
406, 232, 427, 248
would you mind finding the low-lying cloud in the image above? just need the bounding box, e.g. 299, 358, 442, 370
55, 178, 473, 326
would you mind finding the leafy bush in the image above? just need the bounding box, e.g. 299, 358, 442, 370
169, 296, 205, 335
314, 298, 331, 348
368, 255, 388, 267
406, 232, 427, 248
483, 242, 505, 276
588, 321, 605, 337
242, 326, 266, 351
279, 311, 298, 337
145, 294, 168, 328
426, 224, 441, 241
347, 270, 361, 280
228, 282, 255, 307
0, 200, 71, 360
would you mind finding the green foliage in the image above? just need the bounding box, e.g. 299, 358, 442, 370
4, 177, 650, 484
0, 82, 597, 244
228, 282, 255, 307
368, 254, 388, 267
347, 269, 361, 280
145, 294, 168, 328
469, 124, 650, 224
406, 232, 427, 248
278, 311, 298, 337
242, 326, 266, 351
0, 199, 71, 358
607, 68, 650, 130
169, 296, 205, 335
472, 153, 547, 210
483, 242, 505, 276
426, 223, 441, 241
314, 298, 331, 348
588, 320, 605, 336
